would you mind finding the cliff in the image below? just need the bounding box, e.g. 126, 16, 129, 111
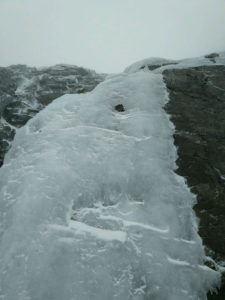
0, 53, 224, 299
164, 65, 225, 299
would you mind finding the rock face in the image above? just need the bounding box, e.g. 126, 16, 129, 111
0, 64, 105, 166
163, 65, 225, 300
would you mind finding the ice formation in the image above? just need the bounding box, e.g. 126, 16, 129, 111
0, 67, 220, 299
125, 51, 225, 74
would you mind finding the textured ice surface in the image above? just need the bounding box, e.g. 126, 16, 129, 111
124, 58, 178, 73
0, 70, 220, 300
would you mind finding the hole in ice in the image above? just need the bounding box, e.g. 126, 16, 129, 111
114, 104, 125, 112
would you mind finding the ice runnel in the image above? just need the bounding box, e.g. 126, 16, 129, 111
0, 71, 220, 299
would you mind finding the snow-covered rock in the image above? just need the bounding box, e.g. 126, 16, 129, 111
125, 51, 225, 74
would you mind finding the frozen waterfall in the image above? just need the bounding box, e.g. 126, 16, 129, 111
0, 70, 220, 300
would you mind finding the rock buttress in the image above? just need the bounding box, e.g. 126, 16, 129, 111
163, 65, 225, 299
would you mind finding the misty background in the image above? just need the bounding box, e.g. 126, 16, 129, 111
0, 0, 225, 73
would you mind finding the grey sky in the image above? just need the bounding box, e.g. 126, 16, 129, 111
0, 0, 225, 73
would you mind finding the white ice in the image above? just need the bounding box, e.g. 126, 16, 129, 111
124, 58, 178, 73
125, 51, 225, 74
0, 68, 220, 300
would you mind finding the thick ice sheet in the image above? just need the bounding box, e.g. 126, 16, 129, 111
0, 71, 220, 300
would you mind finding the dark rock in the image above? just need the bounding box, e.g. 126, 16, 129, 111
163, 65, 225, 299
0, 123, 15, 166
140, 62, 178, 71
0, 67, 17, 96
3, 101, 39, 127
205, 53, 220, 63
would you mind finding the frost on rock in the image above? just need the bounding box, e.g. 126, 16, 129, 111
0, 70, 220, 300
